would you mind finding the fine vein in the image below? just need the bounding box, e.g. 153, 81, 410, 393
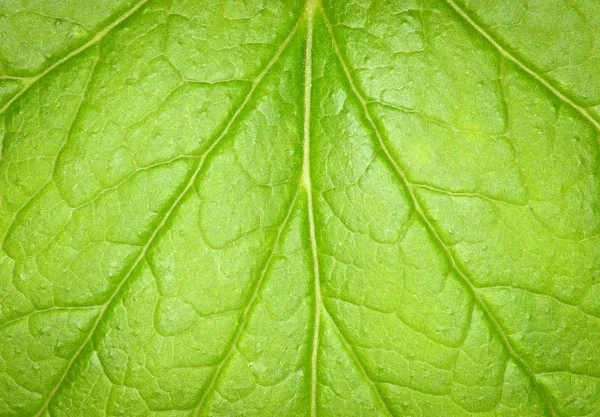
0, 306, 98, 333
444, 0, 600, 133
2, 47, 100, 249
0, 0, 150, 114
321, 8, 558, 417
323, 307, 394, 416
32, 15, 303, 416
192, 185, 302, 416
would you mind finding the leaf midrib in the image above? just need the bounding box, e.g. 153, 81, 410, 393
301, 4, 324, 417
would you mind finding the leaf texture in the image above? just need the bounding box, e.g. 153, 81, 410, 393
0, 0, 599, 416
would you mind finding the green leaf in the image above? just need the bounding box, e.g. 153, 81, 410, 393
1, 0, 599, 416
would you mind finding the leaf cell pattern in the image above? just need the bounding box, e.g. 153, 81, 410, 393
0, 0, 599, 416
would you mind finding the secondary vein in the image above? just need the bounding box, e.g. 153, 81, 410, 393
2, 47, 100, 250
31, 15, 304, 416
322, 307, 395, 416
0, 0, 150, 115
443, 0, 600, 133
192, 186, 302, 416
321, 8, 559, 417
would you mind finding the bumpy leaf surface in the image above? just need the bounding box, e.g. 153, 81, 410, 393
1, 0, 599, 416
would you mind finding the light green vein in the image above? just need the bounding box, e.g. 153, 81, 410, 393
536, 371, 600, 382
301, 3, 322, 416
0, 306, 99, 333
0, 0, 150, 115
1, 47, 100, 250
443, 0, 600, 133
191, 185, 302, 416
31, 14, 304, 417
322, 306, 395, 417
321, 7, 559, 417
0, 114, 5, 159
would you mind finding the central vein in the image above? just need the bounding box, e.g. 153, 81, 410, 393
302, 4, 321, 417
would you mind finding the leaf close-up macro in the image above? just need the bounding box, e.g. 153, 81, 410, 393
1, 0, 599, 416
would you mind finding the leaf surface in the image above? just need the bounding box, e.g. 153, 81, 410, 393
1, 0, 599, 416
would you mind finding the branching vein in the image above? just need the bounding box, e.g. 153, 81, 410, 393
0, 0, 151, 115
31, 14, 304, 416
321, 7, 559, 417
443, 0, 600, 133
191, 186, 302, 416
